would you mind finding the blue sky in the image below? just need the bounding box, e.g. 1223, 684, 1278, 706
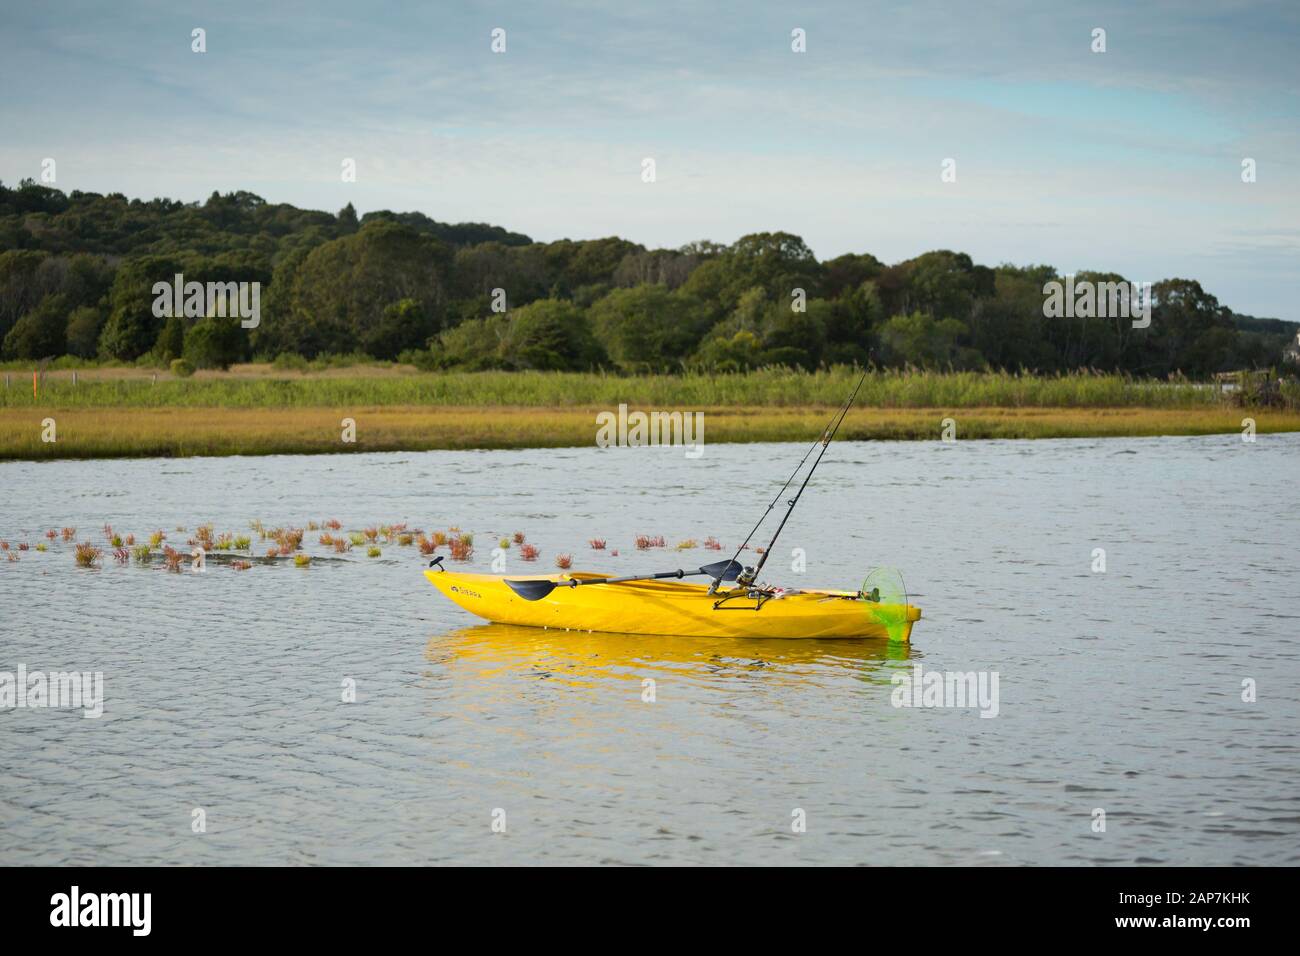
2, 0, 1297, 318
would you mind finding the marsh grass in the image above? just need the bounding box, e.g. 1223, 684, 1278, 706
7, 404, 1295, 460
0, 367, 1235, 410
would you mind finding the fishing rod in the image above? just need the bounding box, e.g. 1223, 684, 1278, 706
707, 422, 831, 593
709, 368, 869, 593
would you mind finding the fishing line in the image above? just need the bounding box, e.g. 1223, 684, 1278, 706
710, 369, 868, 592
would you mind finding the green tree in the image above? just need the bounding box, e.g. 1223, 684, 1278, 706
438, 313, 509, 369
281, 221, 449, 357
878, 311, 970, 367
688, 329, 764, 372
337, 202, 359, 233
363, 298, 434, 360
500, 298, 605, 370
0, 250, 51, 343
183, 314, 245, 369
65, 305, 104, 358
152, 314, 186, 362
761, 297, 829, 369
2, 293, 68, 359
681, 232, 823, 318
589, 284, 708, 371
99, 255, 185, 360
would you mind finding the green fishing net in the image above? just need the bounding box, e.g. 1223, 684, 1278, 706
861, 566, 910, 642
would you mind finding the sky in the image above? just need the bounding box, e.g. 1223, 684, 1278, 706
1, 0, 1297, 318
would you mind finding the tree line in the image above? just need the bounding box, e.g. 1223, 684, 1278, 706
1, 179, 1293, 376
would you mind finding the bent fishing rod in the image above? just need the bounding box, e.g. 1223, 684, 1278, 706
709, 368, 868, 593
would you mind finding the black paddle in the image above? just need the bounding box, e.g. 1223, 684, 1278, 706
505, 559, 743, 602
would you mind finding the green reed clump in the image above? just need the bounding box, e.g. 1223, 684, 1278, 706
74, 542, 101, 567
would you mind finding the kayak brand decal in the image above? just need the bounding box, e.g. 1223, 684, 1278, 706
450, 585, 482, 599
595, 404, 704, 459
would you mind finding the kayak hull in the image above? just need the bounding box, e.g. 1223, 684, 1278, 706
424, 570, 920, 641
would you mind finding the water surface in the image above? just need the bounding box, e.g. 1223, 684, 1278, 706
1, 435, 1297, 865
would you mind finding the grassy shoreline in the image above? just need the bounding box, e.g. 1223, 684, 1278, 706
2, 365, 1265, 409
3, 405, 1296, 460
2, 366, 1294, 459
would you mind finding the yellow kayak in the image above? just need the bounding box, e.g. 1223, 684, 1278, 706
424, 569, 921, 641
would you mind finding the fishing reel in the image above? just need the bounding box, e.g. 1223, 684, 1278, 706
708, 563, 756, 595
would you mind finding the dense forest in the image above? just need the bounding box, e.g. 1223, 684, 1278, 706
1, 179, 1294, 376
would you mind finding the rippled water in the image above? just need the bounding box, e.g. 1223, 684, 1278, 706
2, 434, 1298, 865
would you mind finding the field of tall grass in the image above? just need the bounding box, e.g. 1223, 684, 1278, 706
0, 366, 1231, 409
3, 365, 1296, 459
4, 405, 1299, 459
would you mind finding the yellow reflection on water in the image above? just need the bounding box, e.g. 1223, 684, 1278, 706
426, 623, 911, 689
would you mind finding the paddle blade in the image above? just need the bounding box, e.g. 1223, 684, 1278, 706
701, 559, 744, 582
505, 578, 560, 602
